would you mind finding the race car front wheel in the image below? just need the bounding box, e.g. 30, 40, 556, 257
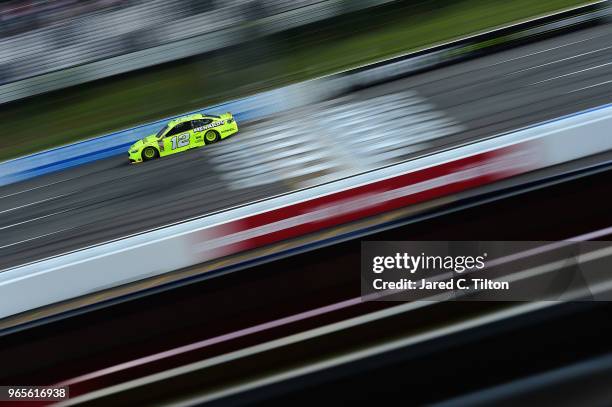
142, 147, 158, 161
204, 130, 220, 145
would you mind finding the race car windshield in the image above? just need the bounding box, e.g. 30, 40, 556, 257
156, 125, 169, 138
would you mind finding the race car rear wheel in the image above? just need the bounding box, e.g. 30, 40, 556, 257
204, 130, 220, 145
142, 147, 158, 161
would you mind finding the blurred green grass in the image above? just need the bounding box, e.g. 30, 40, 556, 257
0, 0, 589, 161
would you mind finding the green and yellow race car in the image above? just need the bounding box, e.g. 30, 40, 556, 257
128, 112, 238, 163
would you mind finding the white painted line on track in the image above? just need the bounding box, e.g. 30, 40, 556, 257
485, 35, 603, 69
0, 227, 74, 250
0, 194, 66, 214
568, 79, 612, 93
0, 178, 67, 199
0, 209, 71, 231
509, 45, 612, 74
530, 62, 612, 85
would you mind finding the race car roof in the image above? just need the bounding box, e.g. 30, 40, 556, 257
167, 113, 221, 127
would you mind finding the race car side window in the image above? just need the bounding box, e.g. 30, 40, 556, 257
165, 122, 191, 137
164, 127, 179, 138
155, 125, 169, 138
192, 119, 212, 128
177, 122, 193, 132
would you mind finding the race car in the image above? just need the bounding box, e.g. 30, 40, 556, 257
128, 112, 238, 163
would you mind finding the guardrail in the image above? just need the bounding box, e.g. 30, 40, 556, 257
340, 0, 610, 89
1, 103, 611, 320
0, 0, 608, 187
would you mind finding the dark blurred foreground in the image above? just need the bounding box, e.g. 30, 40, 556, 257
2, 158, 612, 405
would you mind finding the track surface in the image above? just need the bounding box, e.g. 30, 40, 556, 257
0, 24, 611, 269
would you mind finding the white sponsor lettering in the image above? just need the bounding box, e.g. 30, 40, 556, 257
194, 120, 225, 132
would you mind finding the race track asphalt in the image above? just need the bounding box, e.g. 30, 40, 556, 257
0, 23, 611, 269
